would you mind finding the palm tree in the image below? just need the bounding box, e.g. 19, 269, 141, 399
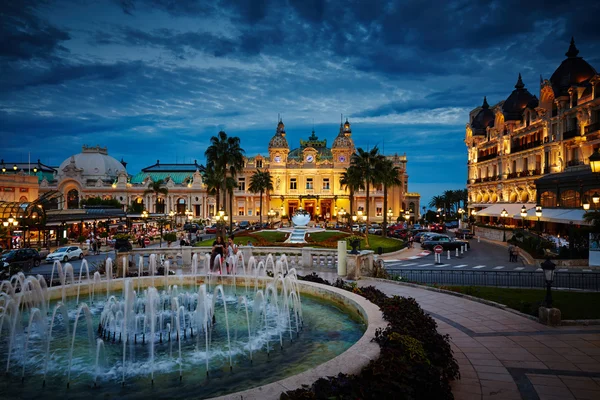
339, 165, 364, 226
202, 165, 223, 215
248, 169, 273, 227
205, 131, 245, 211
377, 158, 402, 237
143, 179, 168, 213
351, 146, 384, 247
225, 176, 237, 232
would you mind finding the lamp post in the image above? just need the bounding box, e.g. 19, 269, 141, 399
404, 210, 410, 228
535, 205, 543, 232
589, 148, 600, 173
593, 192, 600, 211
458, 207, 464, 229
437, 208, 442, 223
169, 210, 175, 229
520, 205, 527, 230
541, 258, 556, 308
338, 207, 346, 228
141, 210, 148, 235
500, 208, 508, 242
268, 208, 276, 228
387, 208, 393, 226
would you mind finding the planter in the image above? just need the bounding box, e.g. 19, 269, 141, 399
349, 239, 360, 255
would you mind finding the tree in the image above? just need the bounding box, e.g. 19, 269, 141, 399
339, 165, 364, 226
248, 169, 273, 227
143, 179, 168, 213
351, 146, 384, 247
80, 196, 123, 209
205, 131, 245, 212
376, 158, 402, 237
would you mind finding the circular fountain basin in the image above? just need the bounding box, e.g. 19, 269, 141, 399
0, 275, 383, 399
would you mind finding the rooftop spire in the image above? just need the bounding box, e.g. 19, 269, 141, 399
566, 36, 579, 58
515, 73, 525, 89
482, 96, 489, 109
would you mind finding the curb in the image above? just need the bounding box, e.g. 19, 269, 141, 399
364, 277, 599, 326
477, 237, 536, 265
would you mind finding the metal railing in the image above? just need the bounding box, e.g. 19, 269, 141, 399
385, 269, 600, 291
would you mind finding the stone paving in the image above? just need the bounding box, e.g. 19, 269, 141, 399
296, 266, 600, 400
356, 279, 600, 400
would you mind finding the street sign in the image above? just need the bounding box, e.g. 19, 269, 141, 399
144, 238, 150, 246
434, 245, 443, 254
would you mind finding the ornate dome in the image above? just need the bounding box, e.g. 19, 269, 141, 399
502, 74, 538, 121
58, 145, 126, 180
550, 38, 597, 98
268, 119, 289, 149
332, 118, 355, 148
471, 97, 495, 135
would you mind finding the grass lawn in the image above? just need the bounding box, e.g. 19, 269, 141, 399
439, 286, 600, 320
359, 234, 404, 253
252, 231, 287, 242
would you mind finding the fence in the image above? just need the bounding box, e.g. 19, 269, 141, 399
386, 269, 600, 291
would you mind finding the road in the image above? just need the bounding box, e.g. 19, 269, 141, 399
383, 233, 600, 291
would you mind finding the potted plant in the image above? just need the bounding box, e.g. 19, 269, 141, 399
347, 235, 362, 254
163, 232, 177, 247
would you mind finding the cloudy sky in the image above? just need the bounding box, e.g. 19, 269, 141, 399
1, 0, 599, 207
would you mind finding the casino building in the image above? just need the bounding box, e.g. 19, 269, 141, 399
0, 120, 419, 226
466, 38, 600, 228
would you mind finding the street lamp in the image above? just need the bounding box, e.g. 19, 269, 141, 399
404, 209, 410, 226
540, 258, 556, 308
589, 148, 600, 173
593, 192, 600, 210
437, 208, 442, 223
458, 208, 465, 228
500, 208, 508, 242
141, 210, 148, 234
520, 205, 527, 230
169, 210, 175, 229
268, 208, 276, 227
387, 208, 393, 223
535, 205, 542, 231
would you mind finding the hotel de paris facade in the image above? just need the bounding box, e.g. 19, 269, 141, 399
466, 38, 600, 226
15, 119, 419, 223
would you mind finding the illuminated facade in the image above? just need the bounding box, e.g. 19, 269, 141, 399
2, 121, 420, 223
466, 38, 600, 220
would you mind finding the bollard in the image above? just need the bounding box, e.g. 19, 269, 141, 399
456, 248, 459, 257
461, 245, 464, 254
447, 250, 451, 260
465, 244, 468, 252
477, 236, 480, 243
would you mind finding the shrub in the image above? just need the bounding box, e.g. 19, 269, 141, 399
289, 277, 460, 399
163, 232, 177, 244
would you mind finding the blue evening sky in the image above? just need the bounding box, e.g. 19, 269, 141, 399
1, 0, 598, 207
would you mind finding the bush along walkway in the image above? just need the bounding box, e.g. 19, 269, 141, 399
283, 273, 460, 399
361, 278, 600, 400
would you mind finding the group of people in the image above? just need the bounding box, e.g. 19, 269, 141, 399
210, 236, 238, 274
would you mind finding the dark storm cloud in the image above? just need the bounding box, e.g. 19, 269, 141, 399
0, 0, 70, 61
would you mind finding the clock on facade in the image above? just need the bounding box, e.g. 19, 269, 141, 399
306, 155, 314, 163
338, 155, 346, 162
274, 156, 281, 163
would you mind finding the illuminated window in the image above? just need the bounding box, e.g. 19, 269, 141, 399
306, 178, 313, 189
238, 207, 245, 216
560, 190, 580, 208
290, 178, 297, 190
256, 159, 263, 168
323, 178, 330, 190
238, 177, 245, 191
376, 207, 382, 216
540, 191, 557, 208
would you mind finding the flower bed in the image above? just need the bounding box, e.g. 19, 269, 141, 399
283, 273, 460, 399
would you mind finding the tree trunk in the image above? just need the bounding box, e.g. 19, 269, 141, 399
259, 191, 263, 227
229, 189, 233, 233
348, 189, 354, 228
365, 182, 370, 248
382, 185, 388, 237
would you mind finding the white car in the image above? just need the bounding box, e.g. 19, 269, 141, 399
351, 224, 360, 232
46, 246, 84, 263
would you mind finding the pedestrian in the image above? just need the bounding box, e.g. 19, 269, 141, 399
508, 244, 515, 262
92, 239, 98, 255
211, 236, 225, 273
180, 235, 186, 247
408, 234, 414, 249
226, 236, 238, 274
513, 244, 520, 262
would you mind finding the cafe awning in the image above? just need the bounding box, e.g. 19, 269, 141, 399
476, 203, 536, 218
525, 208, 591, 225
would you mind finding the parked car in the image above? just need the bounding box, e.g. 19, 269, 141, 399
456, 229, 474, 239
412, 223, 422, 230
46, 246, 84, 263
430, 223, 446, 233
1, 248, 42, 271
205, 225, 217, 234
351, 224, 360, 232
238, 221, 250, 230
445, 221, 459, 229
412, 231, 428, 243
368, 224, 382, 234
421, 235, 470, 251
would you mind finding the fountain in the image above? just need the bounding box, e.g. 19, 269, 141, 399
0, 251, 368, 399
287, 207, 311, 243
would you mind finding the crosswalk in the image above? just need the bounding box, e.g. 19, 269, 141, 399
383, 259, 596, 272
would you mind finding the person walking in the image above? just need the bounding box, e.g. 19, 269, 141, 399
210, 236, 225, 273
513, 244, 520, 262
508, 243, 515, 262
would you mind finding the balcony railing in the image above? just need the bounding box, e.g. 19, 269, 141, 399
585, 122, 600, 135
563, 128, 579, 140
477, 153, 498, 162
510, 140, 542, 153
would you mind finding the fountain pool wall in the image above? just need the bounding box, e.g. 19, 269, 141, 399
1, 274, 384, 399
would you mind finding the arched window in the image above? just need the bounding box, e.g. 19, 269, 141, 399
156, 197, 165, 214
19, 196, 28, 202
560, 190, 580, 208
409, 202, 415, 212
540, 191, 557, 208
177, 198, 186, 214
67, 189, 79, 209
